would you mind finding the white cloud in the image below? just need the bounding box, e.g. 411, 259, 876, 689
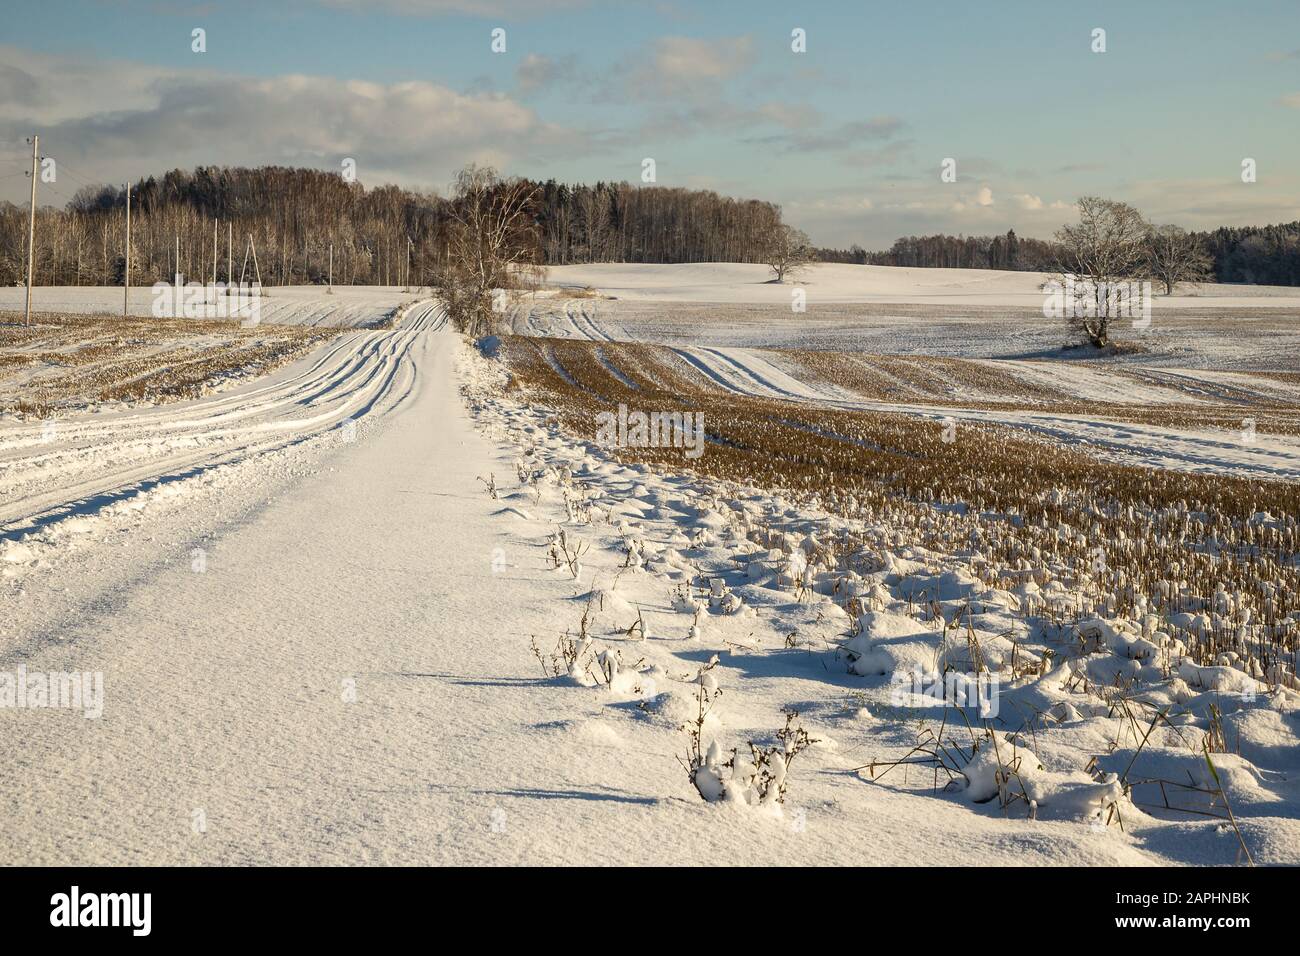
0, 49, 593, 200
614, 35, 755, 100
653, 35, 753, 82
950, 185, 994, 212
0, 45, 175, 122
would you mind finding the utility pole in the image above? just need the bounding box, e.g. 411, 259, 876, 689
227, 221, 233, 287
24, 135, 37, 326
405, 236, 412, 292
124, 181, 131, 317
212, 218, 218, 287
328, 242, 334, 293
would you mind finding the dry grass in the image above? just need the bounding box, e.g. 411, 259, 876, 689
0, 310, 336, 416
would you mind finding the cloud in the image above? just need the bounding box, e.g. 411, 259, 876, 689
614, 35, 754, 100
515, 53, 578, 94
836, 139, 915, 170
749, 115, 905, 153
950, 185, 994, 211
1120, 176, 1300, 229
1279, 92, 1300, 108
756, 101, 822, 131
0, 45, 175, 122
634, 101, 772, 141
0, 63, 42, 107
652, 35, 753, 82
0, 49, 596, 201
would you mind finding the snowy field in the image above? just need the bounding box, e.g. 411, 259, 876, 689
509, 266, 1300, 482
515, 297, 1300, 373
0, 312, 337, 417
544, 262, 1300, 309
0, 284, 421, 327
3, 269, 1298, 866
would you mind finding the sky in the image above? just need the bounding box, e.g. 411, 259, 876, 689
1, 0, 1298, 248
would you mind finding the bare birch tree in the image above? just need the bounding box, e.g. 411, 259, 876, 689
1147, 224, 1212, 295
763, 223, 814, 283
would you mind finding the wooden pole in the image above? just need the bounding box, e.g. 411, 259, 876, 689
328, 242, 333, 293
124, 181, 131, 317
24, 135, 37, 326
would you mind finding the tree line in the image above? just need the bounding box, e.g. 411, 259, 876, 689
0, 165, 786, 288
821, 222, 1300, 286
820, 229, 1060, 272
1199, 222, 1300, 286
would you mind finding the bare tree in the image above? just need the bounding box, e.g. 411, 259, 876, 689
1147, 224, 1211, 295
1053, 197, 1151, 347
433, 164, 541, 337
762, 223, 814, 283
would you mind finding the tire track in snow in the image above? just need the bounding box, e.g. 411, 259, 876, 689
0, 301, 445, 536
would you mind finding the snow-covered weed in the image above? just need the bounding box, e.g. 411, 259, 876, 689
684, 705, 816, 810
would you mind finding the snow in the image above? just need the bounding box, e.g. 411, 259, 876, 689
543, 261, 1300, 309
0, 284, 419, 327
602, 342, 1300, 480
509, 265, 1300, 481
3, 274, 1298, 865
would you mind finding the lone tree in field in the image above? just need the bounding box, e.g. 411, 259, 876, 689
762, 223, 815, 283
434, 164, 541, 337
1053, 196, 1151, 347
1146, 224, 1212, 295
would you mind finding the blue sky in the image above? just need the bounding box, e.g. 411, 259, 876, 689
3, 0, 1298, 246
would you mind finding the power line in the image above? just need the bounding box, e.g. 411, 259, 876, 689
49, 160, 106, 192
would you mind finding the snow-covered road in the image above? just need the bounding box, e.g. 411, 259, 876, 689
4, 308, 626, 864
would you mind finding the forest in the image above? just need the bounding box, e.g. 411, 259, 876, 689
0, 166, 782, 288
821, 224, 1300, 286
